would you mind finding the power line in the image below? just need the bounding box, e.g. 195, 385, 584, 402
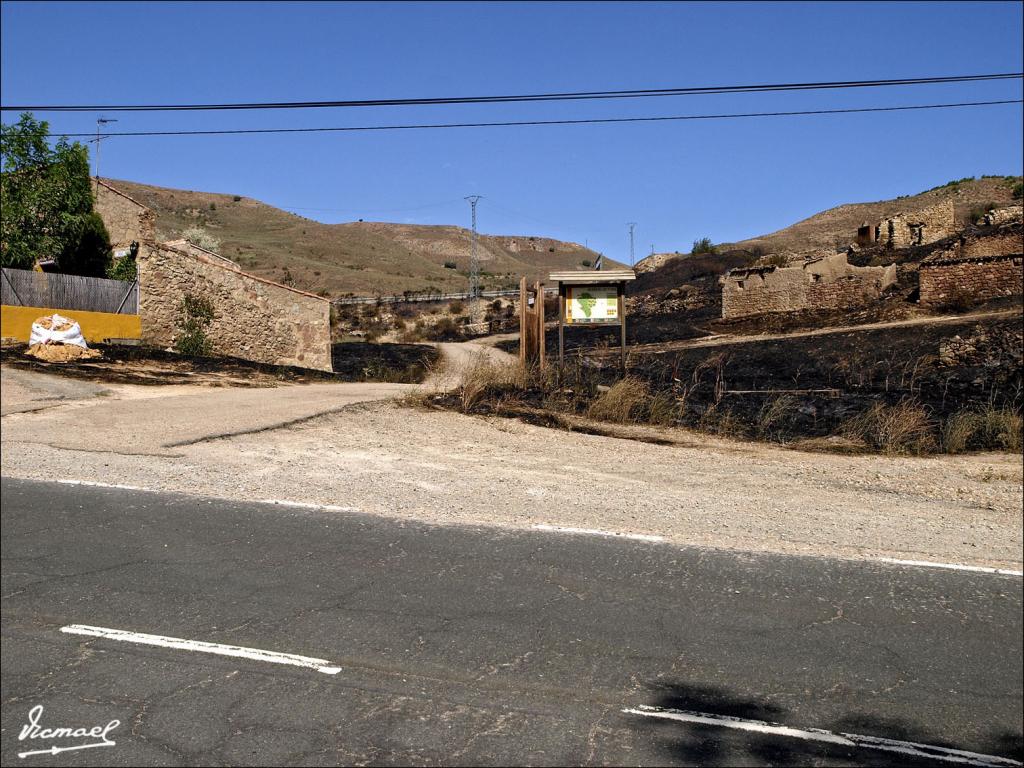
4, 73, 1020, 112
38, 99, 1024, 139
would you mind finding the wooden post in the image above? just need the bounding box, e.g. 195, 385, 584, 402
535, 281, 545, 370
558, 287, 565, 372
618, 284, 626, 373
519, 276, 528, 366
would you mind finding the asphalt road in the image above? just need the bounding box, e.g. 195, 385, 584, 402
1, 477, 1021, 766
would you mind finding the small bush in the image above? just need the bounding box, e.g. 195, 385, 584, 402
232, 195, 242, 202
443, 260, 457, 269
587, 377, 650, 423
757, 395, 797, 441
1012, 181, 1023, 200
841, 399, 935, 455
175, 293, 215, 357
182, 226, 220, 252
944, 407, 1023, 453
448, 300, 464, 315
581, 259, 592, 267
209, 202, 216, 211
459, 355, 524, 411
691, 237, 717, 255
764, 252, 789, 268
647, 391, 678, 426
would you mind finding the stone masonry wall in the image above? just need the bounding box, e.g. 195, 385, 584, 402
94, 180, 156, 251
883, 200, 955, 249
139, 243, 332, 371
721, 252, 896, 319
920, 228, 1024, 308
920, 257, 1023, 307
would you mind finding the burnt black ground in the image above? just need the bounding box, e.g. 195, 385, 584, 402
1, 477, 1021, 766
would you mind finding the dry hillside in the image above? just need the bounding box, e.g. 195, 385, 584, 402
107, 179, 617, 297
637, 176, 1022, 271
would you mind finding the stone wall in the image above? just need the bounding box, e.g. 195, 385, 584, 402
881, 200, 955, 249
919, 226, 1024, 308
721, 252, 897, 319
139, 242, 332, 371
94, 180, 156, 252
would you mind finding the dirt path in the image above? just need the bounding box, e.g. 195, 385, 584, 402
428, 336, 518, 389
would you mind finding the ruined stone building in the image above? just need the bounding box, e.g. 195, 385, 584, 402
855, 200, 955, 249
919, 224, 1023, 308
721, 252, 897, 319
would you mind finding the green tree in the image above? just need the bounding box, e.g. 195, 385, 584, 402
1, 112, 106, 272
691, 237, 717, 255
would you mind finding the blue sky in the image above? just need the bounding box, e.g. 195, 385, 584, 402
2, 1, 1022, 262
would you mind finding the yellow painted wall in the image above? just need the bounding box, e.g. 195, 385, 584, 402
1, 306, 141, 343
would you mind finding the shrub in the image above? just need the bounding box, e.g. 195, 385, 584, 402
209, 202, 216, 211
459, 354, 524, 411
182, 226, 220, 252
757, 395, 797, 441
691, 237, 717, 255
587, 377, 650, 423
448, 300, 464, 315
841, 399, 935, 455
443, 260, 457, 269
764, 252, 789, 268
106, 241, 138, 281
174, 293, 215, 357
581, 259, 592, 267
944, 407, 1023, 453
232, 195, 242, 202
1012, 181, 1023, 200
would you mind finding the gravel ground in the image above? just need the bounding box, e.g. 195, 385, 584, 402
2, 365, 1021, 570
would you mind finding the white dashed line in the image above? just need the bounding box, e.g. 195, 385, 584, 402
532, 524, 664, 542
60, 625, 342, 675
876, 558, 1023, 577
624, 706, 1023, 767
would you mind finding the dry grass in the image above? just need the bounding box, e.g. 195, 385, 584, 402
586, 377, 650, 424
943, 406, 1023, 453
756, 395, 797, 440
841, 399, 936, 455
459, 354, 525, 412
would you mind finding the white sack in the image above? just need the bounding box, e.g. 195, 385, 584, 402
28, 314, 89, 348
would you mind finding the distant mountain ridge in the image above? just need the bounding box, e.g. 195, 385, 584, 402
106, 179, 619, 297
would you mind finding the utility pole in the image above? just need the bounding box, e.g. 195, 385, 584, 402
94, 117, 117, 191
627, 222, 637, 267
465, 195, 483, 319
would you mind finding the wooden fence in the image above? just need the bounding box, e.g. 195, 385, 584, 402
1, 268, 138, 314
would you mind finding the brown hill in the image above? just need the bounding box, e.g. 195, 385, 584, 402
107, 179, 616, 297
636, 175, 1021, 271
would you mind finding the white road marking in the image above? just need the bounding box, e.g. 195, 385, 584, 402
60, 625, 342, 675
876, 558, 1023, 577
624, 706, 1023, 767
56, 479, 143, 491
261, 498, 358, 512
533, 524, 664, 542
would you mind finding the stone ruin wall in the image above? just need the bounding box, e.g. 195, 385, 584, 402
919, 228, 1024, 308
721, 253, 897, 319
94, 180, 156, 251
856, 200, 956, 249
139, 242, 332, 371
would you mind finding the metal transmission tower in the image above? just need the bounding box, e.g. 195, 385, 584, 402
627, 222, 637, 266
465, 195, 483, 312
